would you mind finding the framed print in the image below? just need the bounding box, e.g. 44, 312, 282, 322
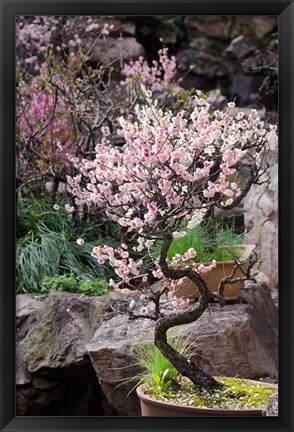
0, 1, 293, 432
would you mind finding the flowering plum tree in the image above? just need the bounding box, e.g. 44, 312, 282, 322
67, 85, 277, 388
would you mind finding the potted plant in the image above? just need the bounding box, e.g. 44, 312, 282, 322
166, 221, 256, 301
131, 336, 276, 417
66, 85, 277, 415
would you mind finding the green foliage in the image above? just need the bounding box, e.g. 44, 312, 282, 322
270, 369, 278, 380
167, 221, 244, 263
16, 223, 109, 293
16, 195, 117, 294
140, 17, 185, 39
171, 88, 197, 112
17, 194, 116, 243
41, 273, 109, 296
17, 194, 70, 238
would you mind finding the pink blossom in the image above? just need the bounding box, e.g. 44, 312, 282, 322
172, 254, 182, 263
152, 268, 164, 279
139, 306, 149, 316
224, 198, 234, 207
182, 248, 197, 261
65, 204, 75, 213
178, 298, 190, 309
173, 231, 187, 238
129, 299, 136, 309
193, 260, 216, 274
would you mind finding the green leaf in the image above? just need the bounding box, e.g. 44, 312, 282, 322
152, 373, 161, 386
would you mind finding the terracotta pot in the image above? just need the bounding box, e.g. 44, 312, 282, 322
136, 380, 273, 417
171, 244, 256, 301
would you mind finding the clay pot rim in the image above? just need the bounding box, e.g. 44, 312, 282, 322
136, 378, 275, 416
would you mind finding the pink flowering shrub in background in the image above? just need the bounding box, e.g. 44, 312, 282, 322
66, 85, 277, 388
16, 16, 183, 197
16, 17, 123, 195
17, 62, 73, 167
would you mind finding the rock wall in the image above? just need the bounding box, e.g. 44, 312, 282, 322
244, 130, 278, 289
19, 15, 278, 110
92, 15, 277, 109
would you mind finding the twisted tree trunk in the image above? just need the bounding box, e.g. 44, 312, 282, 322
154, 234, 220, 389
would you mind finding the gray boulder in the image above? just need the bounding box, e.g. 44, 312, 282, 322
17, 290, 115, 416
86, 37, 144, 62
176, 48, 228, 78
19, 290, 110, 372
184, 16, 231, 40
225, 35, 258, 60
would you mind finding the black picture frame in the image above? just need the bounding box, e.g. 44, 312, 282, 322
0, 1, 293, 431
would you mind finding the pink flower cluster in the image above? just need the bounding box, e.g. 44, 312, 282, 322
122, 47, 177, 90
171, 248, 197, 264
172, 296, 190, 309
16, 16, 61, 53
91, 244, 143, 282
173, 231, 187, 238
192, 260, 217, 274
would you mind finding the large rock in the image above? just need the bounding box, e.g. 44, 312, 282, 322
184, 16, 231, 40
244, 130, 278, 289
184, 16, 277, 41
85, 37, 145, 62
16, 294, 46, 345
17, 291, 115, 416
19, 290, 109, 372
231, 72, 264, 106
176, 48, 228, 79
225, 35, 258, 60
231, 16, 277, 40
16, 294, 46, 387
87, 282, 278, 416
16, 294, 45, 323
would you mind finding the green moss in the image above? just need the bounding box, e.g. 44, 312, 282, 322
146, 376, 276, 410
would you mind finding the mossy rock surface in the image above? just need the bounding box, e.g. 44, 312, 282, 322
19, 290, 110, 372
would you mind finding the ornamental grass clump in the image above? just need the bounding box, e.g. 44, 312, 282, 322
67, 84, 277, 389
166, 221, 244, 264
117, 333, 194, 396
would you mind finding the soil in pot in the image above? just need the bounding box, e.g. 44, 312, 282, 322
136, 376, 276, 417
